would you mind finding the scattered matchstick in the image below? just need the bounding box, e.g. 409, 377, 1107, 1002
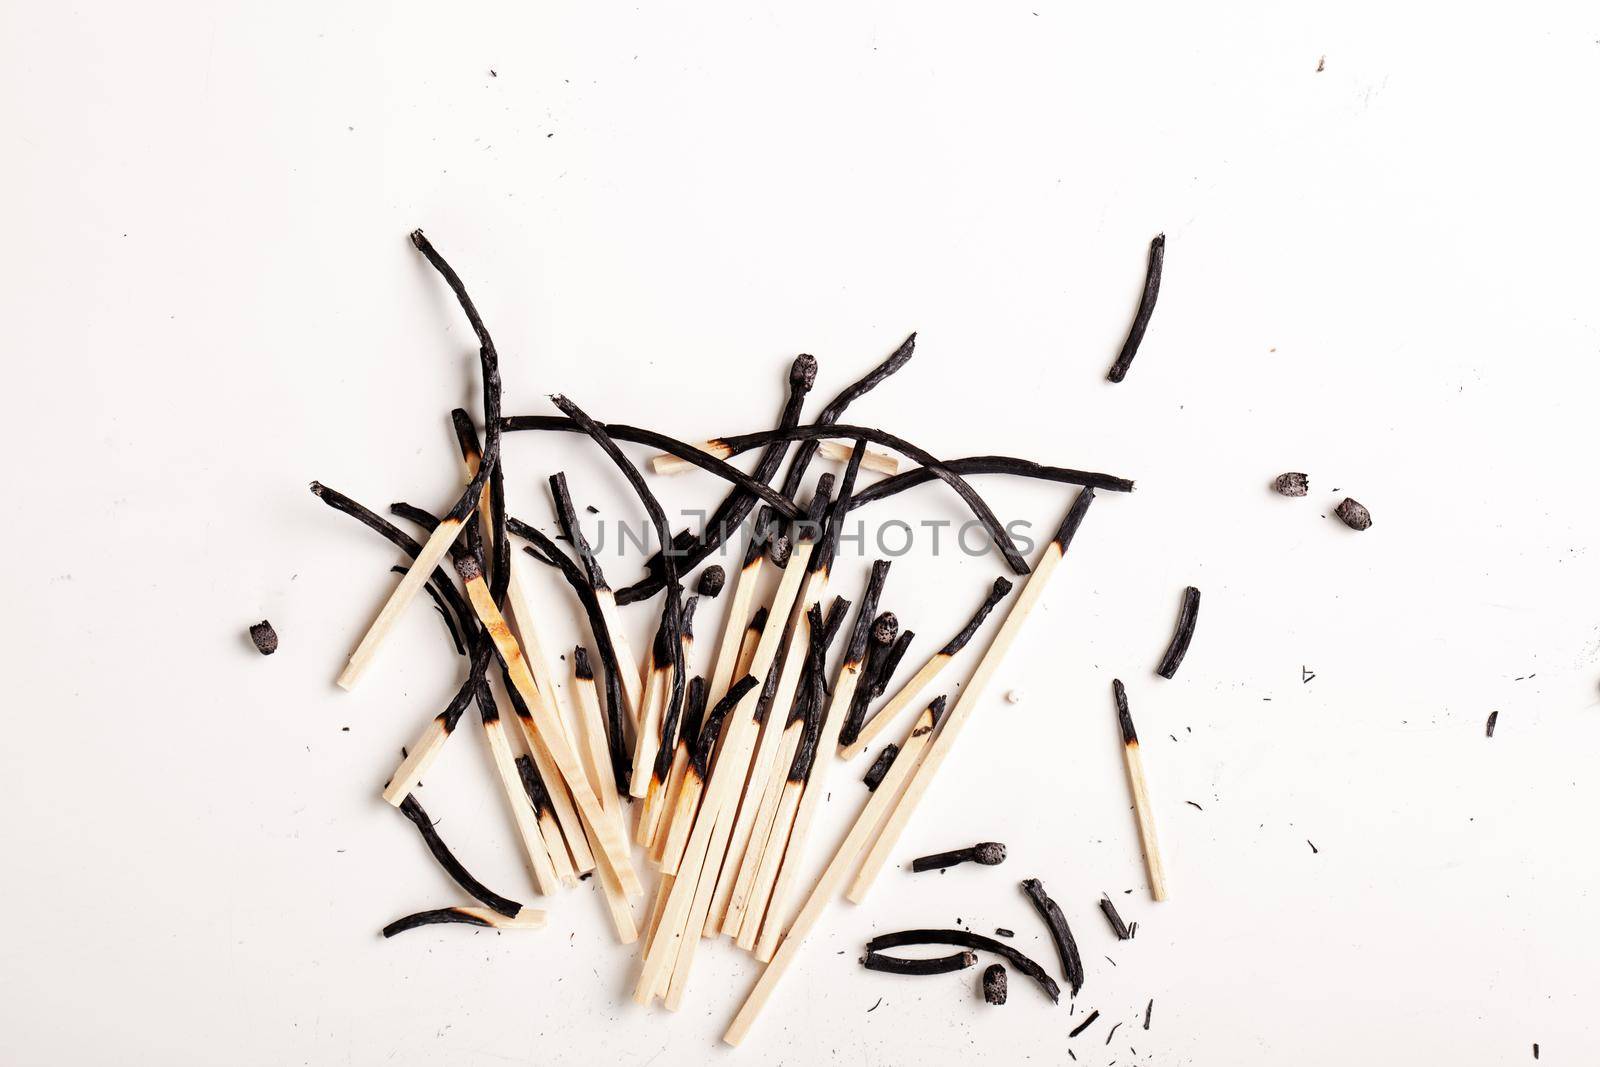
865, 930, 1058, 1003
381, 906, 547, 939
721, 697, 944, 1046
249, 620, 277, 655
1105, 232, 1165, 384
569, 647, 641, 943
397, 794, 523, 917
841, 577, 1013, 758
840, 612, 905, 749
1068, 1009, 1100, 1038
1114, 679, 1168, 901
472, 668, 566, 893
1020, 878, 1085, 997
862, 950, 977, 976
982, 964, 1008, 1005
1099, 895, 1132, 940
847, 488, 1097, 905
1155, 586, 1201, 680
910, 842, 1007, 873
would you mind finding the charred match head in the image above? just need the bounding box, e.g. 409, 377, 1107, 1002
791, 352, 818, 390
696, 566, 726, 599
872, 611, 899, 647
453, 553, 484, 583
249, 620, 278, 655
909, 841, 1006, 872
1112, 678, 1138, 745
1335, 497, 1372, 531
982, 963, 1008, 1005
1273, 472, 1309, 496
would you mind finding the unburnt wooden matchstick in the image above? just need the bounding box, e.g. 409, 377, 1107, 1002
454, 553, 641, 896
846, 487, 1097, 905
840, 577, 1013, 759
382, 906, 547, 938
630, 621, 672, 804
721, 697, 944, 1046
570, 648, 640, 943
650, 438, 899, 477
1114, 678, 1168, 901
337, 230, 502, 690
632, 484, 831, 1006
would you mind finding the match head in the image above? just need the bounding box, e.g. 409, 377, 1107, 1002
697, 566, 726, 599
871, 612, 899, 646
1335, 497, 1372, 531
408, 228, 427, 250
790, 353, 818, 390
308, 480, 325, 498
991, 576, 1015, 598
1112, 678, 1137, 744
249, 620, 278, 655
453, 553, 484, 582
982, 963, 1008, 1005
768, 534, 793, 568
1273, 472, 1309, 497
972, 842, 1007, 865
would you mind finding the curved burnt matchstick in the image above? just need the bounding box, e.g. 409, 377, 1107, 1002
862, 950, 976, 976
1106, 232, 1165, 384
1113, 679, 1168, 900
335, 232, 504, 691
865, 930, 1059, 1003
398, 794, 523, 918
1155, 586, 1201, 680
842, 576, 1013, 759
1019, 878, 1084, 997
628, 354, 817, 604
381, 906, 546, 938
550, 393, 689, 800
713, 423, 1028, 575
449, 408, 509, 602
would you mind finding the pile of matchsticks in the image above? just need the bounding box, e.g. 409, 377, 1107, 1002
313, 230, 1160, 1046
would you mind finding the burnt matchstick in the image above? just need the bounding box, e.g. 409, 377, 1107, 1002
568, 647, 641, 944
1020, 878, 1084, 997
1113, 679, 1168, 901
839, 611, 904, 749
336, 230, 503, 690
735, 598, 850, 951
862, 744, 899, 790
862, 949, 977, 976
495, 671, 595, 883
397, 794, 523, 918
722, 697, 944, 1046
841, 577, 1013, 759
982, 963, 1008, 1005
632, 483, 833, 1006
1099, 895, 1132, 940
651, 439, 900, 477
847, 487, 1097, 906
549, 472, 650, 752
382, 641, 491, 807
1155, 586, 1201, 680
638, 650, 701, 849
249, 620, 278, 655
514, 754, 576, 888
866, 930, 1059, 1003
453, 552, 641, 896
649, 675, 710, 862
471, 666, 566, 893
1106, 232, 1165, 383
381, 905, 547, 938
910, 841, 1007, 873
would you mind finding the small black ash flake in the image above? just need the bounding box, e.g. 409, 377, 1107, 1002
1144, 998, 1153, 1029
867, 997, 883, 1013
585, 504, 598, 513
1105, 1022, 1121, 1045
249, 620, 278, 655
1186, 800, 1204, 811
1307, 839, 1319, 854
1533, 1042, 1539, 1059
994, 927, 1015, 938
1334, 497, 1372, 531
1099, 897, 1131, 940
1273, 472, 1309, 496
1486, 710, 1498, 737
1068, 1010, 1100, 1038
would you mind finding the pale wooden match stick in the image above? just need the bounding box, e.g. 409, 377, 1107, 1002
631, 484, 830, 1005
643, 583, 713, 848
511, 754, 578, 888
570, 648, 640, 942
840, 576, 1013, 759
631, 644, 668, 804
455, 554, 641, 896
650, 439, 899, 477
382, 642, 491, 807
337, 517, 465, 690
845, 487, 1097, 905
1114, 679, 1168, 901
721, 698, 943, 1046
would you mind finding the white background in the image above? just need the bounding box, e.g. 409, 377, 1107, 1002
4, 2, 1599, 1064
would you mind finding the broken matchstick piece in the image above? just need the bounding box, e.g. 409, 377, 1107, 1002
1114, 678, 1168, 901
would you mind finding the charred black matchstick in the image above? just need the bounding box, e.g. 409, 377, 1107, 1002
862, 950, 977, 976
249, 620, 278, 655
1106, 233, 1165, 383
1486, 710, 1499, 737
842, 611, 901, 747
1273, 472, 1309, 496
397, 794, 523, 917
514, 754, 553, 824
865, 930, 1059, 1003
862, 744, 899, 790
693, 675, 763, 780
1020, 878, 1084, 997
697, 565, 726, 599
982, 964, 1008, 1005
1335, 497, 1373, 531
1099, 896, 1132, 940
911, 841, 1007, 873
381, 905, 546, 938
869, 628, 913, 701
448, 407, 509, 604
1156, 586, 1201, 680
1067, 1010, 1100, 1038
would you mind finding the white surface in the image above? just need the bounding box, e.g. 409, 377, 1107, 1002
4, 2, 1599, 1064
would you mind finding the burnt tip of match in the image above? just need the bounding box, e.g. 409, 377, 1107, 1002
791, 353, 818, 390
249, 620, 278, 655
992, 576, 1015, 597
872, 611, 900, 646
1112, 678, 1137, 745
453, 553, 484, 582
408, 228, 427, 249
926, 693, 949, 723
972, 842, 1007, 865
769, 534, 794, 568
697, 565, 726, 599
749, 606, 770, 633
573, 645, 593, 680
308, 480, 325, 497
